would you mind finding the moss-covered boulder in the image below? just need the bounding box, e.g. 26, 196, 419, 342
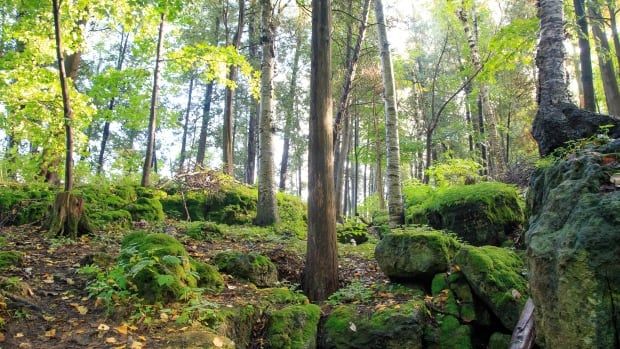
163, 330, 235, 349
431, 272, 476, 323
214, 304, 262, 349
454, 245, 527, 331
526, 140, 620, 349
425, 314, 472, 349
181, 221, 224, 241
337, 220, 369, 244
408, 182, 524, 246
264, 304, 320, 349
0, 184, 54, 225
258, 288, 309, 306
214, 251, 278, 287
322, 301, 427, 349
375, 227, 461, 281
487, 332, 511, 349
126, 197, 165, 222
118, 232, 222, 301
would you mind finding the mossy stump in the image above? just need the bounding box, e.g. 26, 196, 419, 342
47, 192, 92, 238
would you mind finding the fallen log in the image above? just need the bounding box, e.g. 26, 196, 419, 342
509, 297, 535, 349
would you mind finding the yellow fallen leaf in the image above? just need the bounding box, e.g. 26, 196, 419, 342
44, 329, 56, 338
105, 337, 117, 344
213, 336, 224, 347
0, 332, 5, 342
159, 312, 169, 321
42, 315, 55, 322
115, 324, 129, 335
42, 274, 54, 284
97, 324, 110, 332
15, 333, 24, 338
70, 303, 88, 315
130, 340, 144, 349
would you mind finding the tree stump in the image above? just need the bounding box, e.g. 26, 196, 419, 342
47, 192, 92, 238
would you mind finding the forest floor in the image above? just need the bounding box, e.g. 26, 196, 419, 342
0, 221, 386, 349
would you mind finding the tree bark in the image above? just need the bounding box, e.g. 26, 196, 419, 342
458, 1, 505, 177
179, 76, 195, 172
607, 0, 620, 77
304, 0, 338, 302
573, 0, 596, 111
245, 0, 260, 184
588, 1, 620, 116
255, 0, 279, 226
223, 0, 245, 175
141, 13, 165, 187
335, 111, 352, 220
279, 25, 303, 191
375, 0, 404, 226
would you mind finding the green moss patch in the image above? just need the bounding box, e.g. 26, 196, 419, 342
264, 304, 320, 349
0, 251, 23, 270
337, 220, 369, 244
214, 251, 278, 287
375, 227, 461, 281
0, 184, 54, 225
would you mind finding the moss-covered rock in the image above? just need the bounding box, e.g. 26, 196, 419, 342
0, 184, 54, 225
454, 245, 527, 331
258, 288, 309, 306
487, 332, 511, 349
436, 315, 472, 349
214, 251, 278, 287
337, 220, 369, 244
0, 251, 22, 270
322, 301, 427, 349
526, 140, 620, 349
214, 304, 262, 349
408, 182, 524, 246
126, 197, 165, 222
375, 227, 461, 281
431, 272, 476, 323
181, 221, 224, 241
118, 232, 222, 301
88, 209, 132, 228
264, 304, 320, 349
163, 330, 235, 349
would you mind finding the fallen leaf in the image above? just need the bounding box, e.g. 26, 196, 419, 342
115, 324, 129, 335
349, 322, 357, 332
44, 329, 56, 338
213, 336, 224, 347
15, 333, 24, 338
511, 289, 522, 300
0, 332, 5, 342
130, 340, 144, 349
70, 303, 88, 315
159, 312, 169, 321
97, 324, 110, 332
42, 315, 55, 322
227, 285, 237, 290
105, 337, 117, 344
42, 274, 54, 284
65, 278, 75, 285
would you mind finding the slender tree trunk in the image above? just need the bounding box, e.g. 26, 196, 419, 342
179, 76, 195, 172
255, 0, 278, 226
588, 2, 620, 116
196, 15, 221, 169
245, 0, 260, 184
353, 112, 359, 216
141, 13, 165, 187
279, 27, 303, 191
573, 0, 596, 111
459, 2, 505, 177
335, 112, 352, 220
223, 0, 245, 175
607, 0, 620, 77
506, 109, 511, 162
375, 0, 404, 226
304, 0, 338, 302
464, 90, 474, 153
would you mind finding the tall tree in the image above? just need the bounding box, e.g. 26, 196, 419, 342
304, 0, 338, 302
223, 0, 245, 175
178, 75, 195, 172
588, 0, 620, 116
573, 0, 596, 111
374, 0, 404, 226
255, 0, 278, 225
245, 0, 260, 184
141, 12, 165, 187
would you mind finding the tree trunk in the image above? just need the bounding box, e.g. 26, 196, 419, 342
179, 76, 195, 173
222, 0, 245, 175
279, 26, 303, 191
459, 2, 504, 177
304, 0, 338, 302
573, 0, 596, 111
141, 13, 165, 187
375, 0, 404, 226
50, 0, 90, 237
335, 112, 352, 220
255, 0, 278, 226
245, 0, 260, 184
607, 0, 620, 77
588, 2, 620, 116
353, 112, 359, 216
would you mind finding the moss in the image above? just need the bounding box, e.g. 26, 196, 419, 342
258, 288, 309, 306
438, 315, 472, 349
214, 251, 278, 287
488, 332, 512, 349
180, 221, 224, 241
88, 209, 132, 228
276, 192, 307, 239
163, 330, 235, 349
135, 186, 167, 200
337, 220, 369, 244
215, 304, 262, 349
0, 251, 22, 270
375, 227, 461, 280
264, 304, 320, 349
126, 197, 165, 222
407, 182, 524, 246
0, 184, 54, 225
455, 245, 527, 330
191, 260, 224, 293
323, 301, 427, 349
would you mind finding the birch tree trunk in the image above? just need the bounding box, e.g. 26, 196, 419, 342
588, 2, 620, 116
304, 0, 338, 302
223, 0, 245, 175
374, 0, 404, 226
255, 0, 278, 226
141, 13, 165, 187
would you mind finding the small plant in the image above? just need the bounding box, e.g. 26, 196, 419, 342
327, 281, 374, 305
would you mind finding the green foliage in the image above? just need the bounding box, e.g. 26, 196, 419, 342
0, 184, 54, 225
424, 159, 482, 187
336, 219, 369, 244
0, 251, 23, 270
214, 251, 278, 287
180, 221, 224, 241
126, 197, 165, 222
257, 288, 309, 306
327, 281, 374, 305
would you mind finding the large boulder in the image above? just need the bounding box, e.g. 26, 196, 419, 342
264, 304, 321, 349
375, 227, 461, 281
214, 251, 278, 287
322, 301, 427, 349
526, 140, 620, 348
423, 183, 524, 246
454, 245, 528, 331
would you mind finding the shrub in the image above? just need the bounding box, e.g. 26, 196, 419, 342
336, 220, 369, 244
